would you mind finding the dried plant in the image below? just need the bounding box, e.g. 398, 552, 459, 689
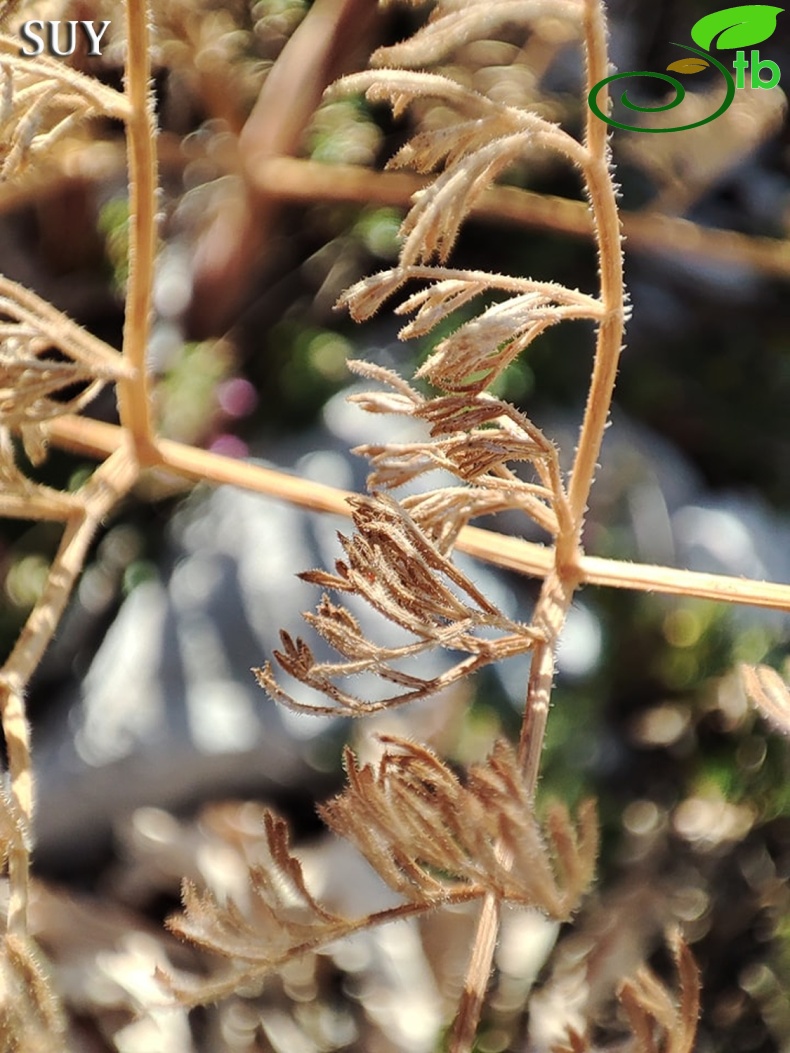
1, 0, 790, 1050
550, 931, 701, 1053
0, 277, 131, 461
0, 933, 65, 1053
617, 932, 701, 1053
551, 930, 703, 1053
319, 738, 597, 914
168, 0, 690, 1048
163, 739, 596, 1007
741, 662, 790, 738
0, 35, 128, 181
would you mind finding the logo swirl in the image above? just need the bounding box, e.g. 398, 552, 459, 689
588, 44, 736, 133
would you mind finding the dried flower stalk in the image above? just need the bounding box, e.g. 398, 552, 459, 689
551, 931, 701, 1052
0, 0, 156, 1017
165, 738, 596, 1006
248, 0, 628, 1048
618, 930, 701, 1053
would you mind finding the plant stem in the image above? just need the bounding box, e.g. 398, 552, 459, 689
246, 157, 790, 281
447, 895, 501, 1053
568, 0, 625, 529
450, 4, 626, 1047
45, 413, 790, 612
117, 0, 157, 457
0, 447, 136, 935
6, 144, 789, 278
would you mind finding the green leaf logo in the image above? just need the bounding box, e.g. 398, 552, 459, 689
691, 5, 783, 50
667, 57, 711, 73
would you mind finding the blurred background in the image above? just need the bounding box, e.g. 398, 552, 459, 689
3, 0, 790, 1049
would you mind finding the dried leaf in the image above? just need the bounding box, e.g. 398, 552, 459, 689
320, 737, 598, 917
399, 133, 556, 266
332, 69, 505, 121
0, 277, 129, 434
348, 364, 570, 543
740, 662, 790, 736
371, 0, 583, 68
415, 292, 565, 391
389, 114, 518, 173
340, 265, 600, 334
162, 758, 591, 1014
0, 39, 128, 180
255, 493, 542, 715
164, 810, 354, 1005
618, 930, 700, 1053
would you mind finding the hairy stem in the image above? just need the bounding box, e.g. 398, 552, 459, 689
447, 895, 501, 1053
117, 0, 157, 456
45, 413, 790, 612
0, 447, 136, 934
568, 0, 626, 527
451, 4, 625, 1047
244, 157, 790, 281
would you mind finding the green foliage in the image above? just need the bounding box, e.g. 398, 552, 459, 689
156, 341, 230, 443
266, 321, 352, 428
308, 98, 381, 166
97, 197, 131, 294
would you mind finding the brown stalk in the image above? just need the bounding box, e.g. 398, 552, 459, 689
0, 0, 155, 947
248, 156, 790, 280
188, 0, 381, 336
5, 143, 789, 278
0, 446, 136, 935
116, 0, 156, 456
450, 3, 625, 1047
44, 412, 790, 612
567, 0, 625, 530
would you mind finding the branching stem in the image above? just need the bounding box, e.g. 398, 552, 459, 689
451, 3, 625, 1047
44, 413, 790, 612
0, 447, 136, 935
